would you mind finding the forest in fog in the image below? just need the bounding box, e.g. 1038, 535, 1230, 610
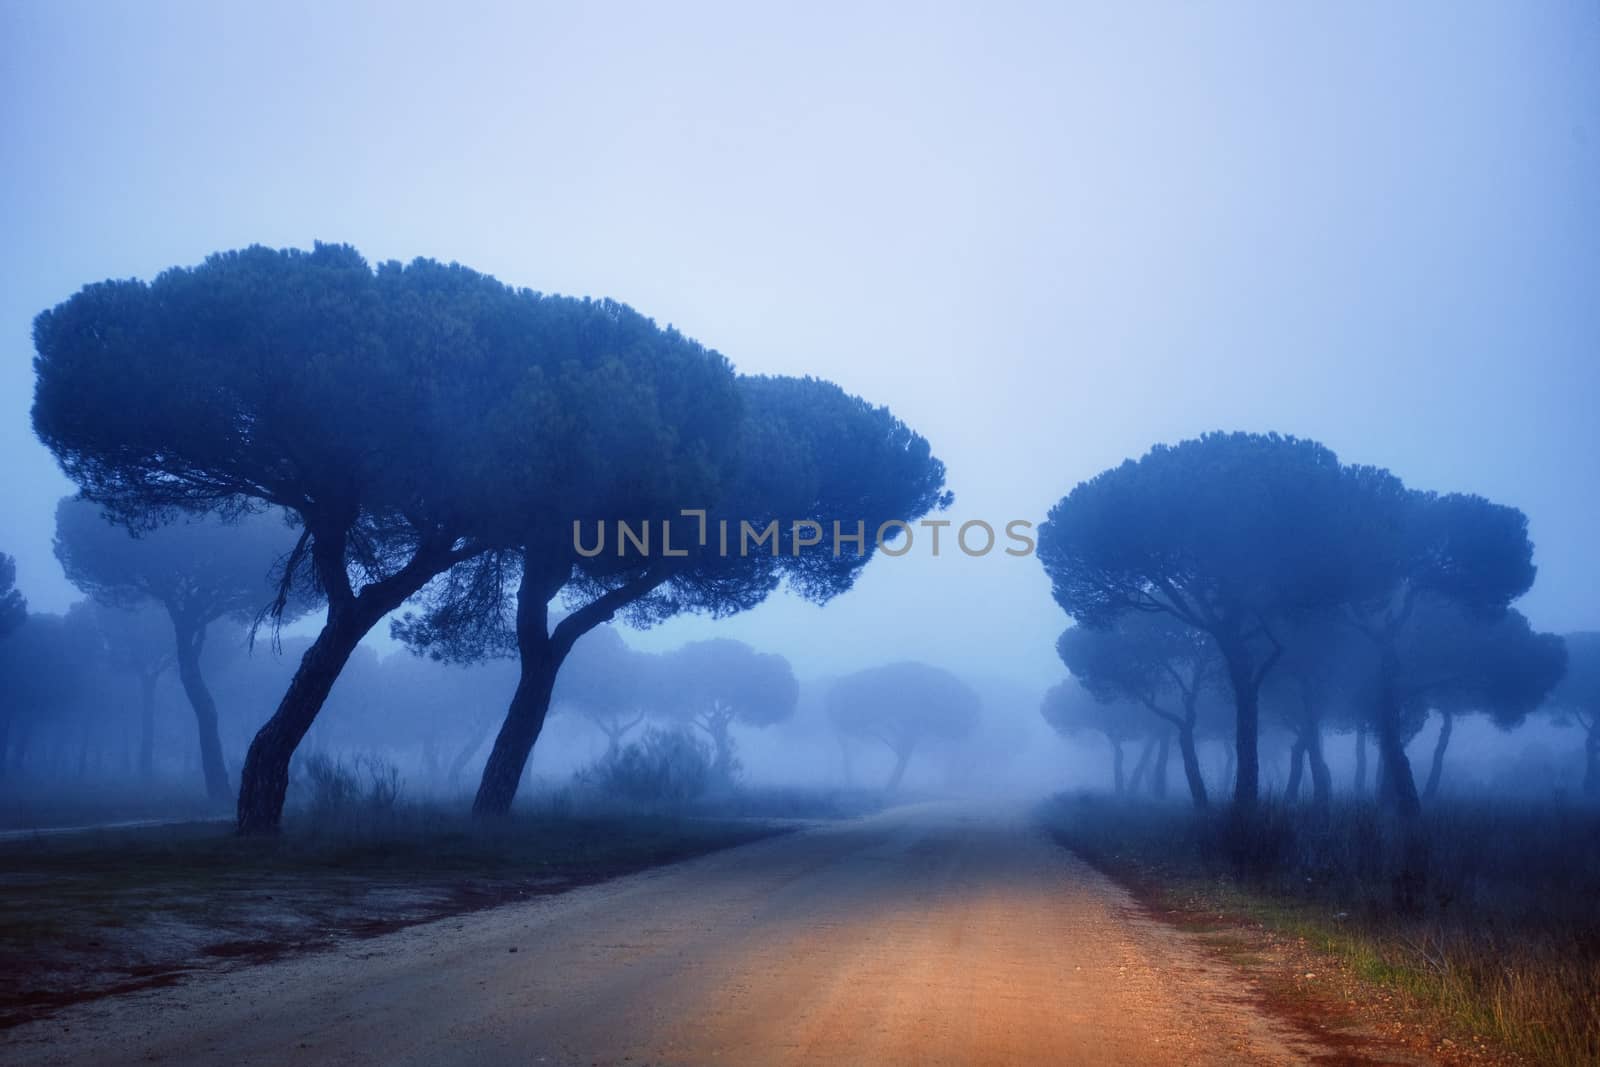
3, 5, 1596, 1064
0, 245, 1591, 836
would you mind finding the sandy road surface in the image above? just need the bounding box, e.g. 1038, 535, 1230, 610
4, 804, 1394, 1066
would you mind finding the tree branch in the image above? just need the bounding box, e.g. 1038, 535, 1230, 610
550, 563, 675, 658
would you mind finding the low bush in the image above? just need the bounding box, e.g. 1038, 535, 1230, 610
292, 753, 405, 820
576, 727, 714, 808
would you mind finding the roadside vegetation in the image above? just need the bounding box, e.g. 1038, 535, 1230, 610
1041, 795, 1600, 1067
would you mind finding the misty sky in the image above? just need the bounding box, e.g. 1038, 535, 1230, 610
2, 2, 1596, 692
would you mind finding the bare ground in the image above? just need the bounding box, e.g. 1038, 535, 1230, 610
0, 802, 1447, 1066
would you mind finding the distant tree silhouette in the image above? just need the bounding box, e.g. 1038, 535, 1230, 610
659, 639, 797, 781
1056, 614, 1226, 808
80, 601, 173, 779
0, 608, 107, 777
1545, 632, 1599, 798
829, 662, 979, 792
551, 626, 657, 758
1393, 602, 1565, 800
54, 498, 306, 801
1039, 679, 1145, 795
0, 554, 24, 642
1264, 614, 1374, 808
1038, 433, 1395, 811
1345, 490, 1542, 817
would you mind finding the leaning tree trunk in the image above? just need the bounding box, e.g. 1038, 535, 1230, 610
237, 532, 450, 835
1176, 723, 1208, 809
1150, 730, 1171, 799
885, 743, 916, 792
475, 554, 673, 817
1306, 725, 1332, 808
172, 615, 231, 804
237, 608, 371, 833
447, 713, 495, 790
1222, 745, 1236, 795
1285, 738, 1307, 802
1422, 710, 1453, 801
1127, 734, 1156, 794
1373, 662, 1421, 819
1109, 737, 1126, 796
473, 587, 563, 818
470, 559, 592, 819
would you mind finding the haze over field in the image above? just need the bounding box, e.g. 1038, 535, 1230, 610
2, 6, 1598, 1065
3, 2, 1597, 693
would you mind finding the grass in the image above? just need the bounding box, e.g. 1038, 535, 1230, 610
0, 794, 786, 1028
1039, 794, 1600, 1067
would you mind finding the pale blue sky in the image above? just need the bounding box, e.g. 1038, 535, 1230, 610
2, 1, 1596, 688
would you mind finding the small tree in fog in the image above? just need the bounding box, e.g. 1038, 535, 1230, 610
1394, 602, 1565, 800
0, 608, 107, 776
1037, 433, 1395, 811
827, 662, 979, 792
1038, 679, 1146, 795
1055, 614, 1223, 808
1547, 633, 1600, 798
54, 499, 307, 802
1263, 614, 1375, 808
552, 626, 657, 758
0, 554, 25, 641
1346, 490, 1543, 817
81, 601, 174, 779
660, 639, 798, 781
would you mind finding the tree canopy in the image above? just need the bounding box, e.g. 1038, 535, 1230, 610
33, 243, 744, 831
54, 498, 310, 801
1347, 491, 1543, 815
0, 607, 110, 776
1056, 613, 1225, 807
658, 638, 798, 780
1039, 678, 1146, 795
398, 371, 951, 816
1546, 632, 1599, 797
1038, 431, 1552, 818
828, 662, 979, 792
550, 626, 658, 756
0, 554, 24, 641
1038, 432, 1395, 809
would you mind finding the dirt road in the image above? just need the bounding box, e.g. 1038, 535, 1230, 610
4, 804, 1397, 1066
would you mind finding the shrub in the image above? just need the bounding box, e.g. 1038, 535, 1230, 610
293, 753, 404, 817
577, 727, 713, 807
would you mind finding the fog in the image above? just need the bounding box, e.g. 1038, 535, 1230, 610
4, 8, 1600, 1063
4, 3, 1597, 690
1, 3, 1598, 823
